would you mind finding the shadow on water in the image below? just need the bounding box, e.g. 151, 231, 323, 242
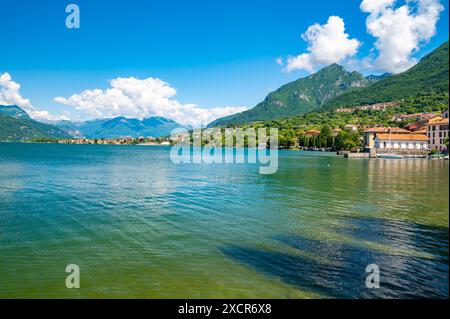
220, 217, 449, 299
337, 216, 449, 262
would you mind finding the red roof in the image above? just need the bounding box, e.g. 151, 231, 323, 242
375, 133, 427, 141
363, 127, 409, 133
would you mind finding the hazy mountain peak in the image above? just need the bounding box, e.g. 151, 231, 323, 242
55, 116, 186, 139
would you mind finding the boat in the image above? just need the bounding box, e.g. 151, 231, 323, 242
377, 154, 403, 159
428, 153, 446, 160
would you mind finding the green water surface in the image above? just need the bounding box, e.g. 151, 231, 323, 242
0, 143, 448, 298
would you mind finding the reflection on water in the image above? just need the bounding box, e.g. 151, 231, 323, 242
0, 144, 448, 298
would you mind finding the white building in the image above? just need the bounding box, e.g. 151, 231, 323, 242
363, 127, 410, 148
426, 117, 449, 152
374, 133, 428, 150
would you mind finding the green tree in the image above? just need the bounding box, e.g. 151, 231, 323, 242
335, 131, 361, 151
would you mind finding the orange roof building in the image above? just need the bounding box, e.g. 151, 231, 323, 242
363, 127, 410, 133
304, 130, 321, 136
375, 133, 427, 141
363, 127, 410, 148
374, 133, 428, 150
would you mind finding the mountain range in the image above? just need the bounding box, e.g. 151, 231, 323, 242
0, 105, 186, 141
55, 116, 187, 139
209, 41, 449, 127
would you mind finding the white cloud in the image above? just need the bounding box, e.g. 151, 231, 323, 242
54, 76, 247, 128
1, 72, 68, 122
0, 72, 32, 108
360, 0, 396, 13
361, 0, 444, 73
285, 16, 361, 72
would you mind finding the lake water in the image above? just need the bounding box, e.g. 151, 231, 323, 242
0, 143, 448, 298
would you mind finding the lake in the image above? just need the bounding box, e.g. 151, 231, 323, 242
0, 143, 448, 298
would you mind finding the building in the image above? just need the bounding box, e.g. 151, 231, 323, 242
404, 123, 419, 131
344, 124, 358, 131
363, 127, 410, 148
332, 128, 342, 136
426, 116, 449, 152
336, 102, 399, 113
442, 109, 449, 119
374, 133, 428, 151
392, 113, 436, 122
304, 129, 321, 136
414, 127, 427, 135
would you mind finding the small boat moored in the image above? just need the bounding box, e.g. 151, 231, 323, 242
377, 154, 404, 159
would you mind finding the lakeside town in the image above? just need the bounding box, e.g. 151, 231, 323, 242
34, 106, 449, 160
301, 108, 449, 159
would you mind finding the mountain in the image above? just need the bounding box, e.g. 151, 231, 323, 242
0, 105, 31, 119
56, 116, 186, 139
324, 41, 449, 109
208, 64, 370, 127
0, 105, 71, 142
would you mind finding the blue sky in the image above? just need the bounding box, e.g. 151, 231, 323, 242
0, 0, 448, 126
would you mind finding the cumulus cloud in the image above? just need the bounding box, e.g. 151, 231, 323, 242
285, 16, 361, 72
361, 0, 444, 73
0, 72, 68, 122
54, 76, 247, 128
0, 72, 32, 108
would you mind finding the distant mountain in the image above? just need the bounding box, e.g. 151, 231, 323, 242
208, 64, 370, 127
0, 105, 71, 142
324, 41, 449, 109
365, 73, 391, 82
56, 116, 186, 139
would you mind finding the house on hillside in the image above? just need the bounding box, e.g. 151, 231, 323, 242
363, 127, 410, 148
344, 124, 358, 131
332, 128, 342, 137
374, 133, 428, 151
304, 130, 321, 136
392, 113, 436, 122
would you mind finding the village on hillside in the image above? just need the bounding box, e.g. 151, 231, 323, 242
300, 108, 449, 158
